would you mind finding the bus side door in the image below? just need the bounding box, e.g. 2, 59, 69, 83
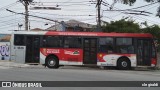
137, 39, 151, 66
83, 38, 97, 64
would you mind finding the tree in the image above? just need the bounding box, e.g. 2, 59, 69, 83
102, 19, 140, 33
142, 25, 160, 50
102, 18, 160, 37
142, 25, 160, 38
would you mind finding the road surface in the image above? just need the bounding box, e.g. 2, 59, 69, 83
0, 66, 159, 90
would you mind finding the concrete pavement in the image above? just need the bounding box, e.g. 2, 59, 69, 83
0, 60, 30, 68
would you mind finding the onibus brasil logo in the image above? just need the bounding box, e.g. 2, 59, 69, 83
2, 82, 42, 87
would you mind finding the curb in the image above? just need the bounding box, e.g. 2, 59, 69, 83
0, 60, 11, 62
0, 61, 30, 68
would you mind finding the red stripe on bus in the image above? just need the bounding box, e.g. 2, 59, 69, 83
45, 31, 153, 38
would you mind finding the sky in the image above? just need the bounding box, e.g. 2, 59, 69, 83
0, 0, 160, 34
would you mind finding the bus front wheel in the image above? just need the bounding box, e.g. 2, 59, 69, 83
117, 58, 131, 70
46, 56, 59, 69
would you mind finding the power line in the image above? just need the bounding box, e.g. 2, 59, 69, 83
34, 1, 89, 4
125, 1, 159, 10
0, 18, 24, 26
102, 16, 115, 21
55, 4, 91, 7
29, 11, 95, 17
61, 9, 95, 12
31, 3, 91, 7
112, 5, 160, 25
6, 9, 82, 28
144, 3, 159, 11
100, 1, 160, 25
31, 8, 96, 13
28, 13, 72, 21
0, 1, 19, 11
132, 15, 160, 25
0, 17, 24, 23
29, 19, 55, 24
29, 0, 97, 25
6, 9, 58, 22
101, 0, 160, 16
103, 9, 152, 14
0, 19, 23, 26
56, 0, 73, 6
0, 24, 18, 30
77, 17, 97, 22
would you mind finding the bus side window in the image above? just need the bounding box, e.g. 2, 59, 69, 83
14, 35, 25, 45
43, 36, 63, 47
64, 37, 82, 48
99, 37, 114, 53
116, 38, 134, 54
64, 37, 69, 48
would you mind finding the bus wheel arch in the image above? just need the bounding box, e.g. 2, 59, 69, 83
45, 54, 59, 69
117, 56, 131, 70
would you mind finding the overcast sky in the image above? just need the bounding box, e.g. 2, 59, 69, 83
0, 0, 160, 33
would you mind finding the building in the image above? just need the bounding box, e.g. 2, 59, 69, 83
31, 28, 43, 31
46, 20, 95, 31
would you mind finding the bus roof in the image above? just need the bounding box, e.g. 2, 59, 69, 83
12, 31, 153, 38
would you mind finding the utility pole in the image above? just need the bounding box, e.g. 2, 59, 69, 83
19, 0, 33, 31
97, 0, 102, 32
25, 1, 29, 31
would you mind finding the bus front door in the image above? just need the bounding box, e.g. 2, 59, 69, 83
25, 36, 40, 63
83, 38, 97, 64
137, 39, 151, 66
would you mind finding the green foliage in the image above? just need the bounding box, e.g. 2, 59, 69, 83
102, 19, 160, 38
102, 19, 140, 33
141, 25, 160, 51
142, 25, 160, 38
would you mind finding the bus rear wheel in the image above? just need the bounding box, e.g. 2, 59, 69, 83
117, 58, 131, 70
46, 56, 59, 69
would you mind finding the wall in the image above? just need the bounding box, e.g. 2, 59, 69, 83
0, 42, 10, 60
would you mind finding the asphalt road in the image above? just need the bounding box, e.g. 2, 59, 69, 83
0, 66, 160, 90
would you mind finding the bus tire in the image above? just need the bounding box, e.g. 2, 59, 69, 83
117, 58, 131, 70
46, 56, 59, 69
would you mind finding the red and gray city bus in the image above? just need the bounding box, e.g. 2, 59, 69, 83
10, 31, 157, 69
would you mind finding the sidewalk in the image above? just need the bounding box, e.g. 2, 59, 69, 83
0, 60, 30, 68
